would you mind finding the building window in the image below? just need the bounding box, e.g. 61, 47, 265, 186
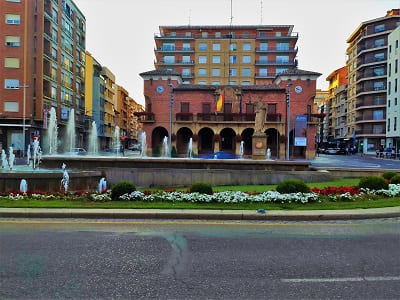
229, 68, 237, 76
4, 79, 19, 89
182, 43, 191, 51
182, 68, 190, 76
389, 81, 391, 95
5, 36, 20, 46
260, 42, 268, 51
212, 56, 220, 64
259, 68, 268, 77
197, 68, 206, 76
259, 55, 268, 63
229, 81, 236, 86
215, 32, 221, 38
212, 81, 220, 85
374, 67, 385, 76
396, 59, 398, 73
242, 68, 251, 76
5, 14, 20, 24
241, 81, 250, 86
199, 43, 207, 51
374, 52, 385, 61
4, 101, 19, 112
181, 102, 189, 113
230, 43, 237, 51
395, 117, 397, 131
388, 118, 391, 132
276, 55, 289, 63
388, 99, 391, 107
198, 81, 207, 85
243, 43, 251, 51
163, 55, 175, 64
212, 68, 220, 76
4, 57, 20, 68
396, 98, 398, 106
374, 24, 385, 33
277, 42, 289, 51
162, 43, 175, 51
275, 32, 281, 37
374, 39, 384, 48
198, 56, 207, 64
242, 32, 249, 38
201, 32, 208, 38
374, 81, 385, 91
202, 103, 211, 113
276, 68, 288, 75
242, 56, 251, 64
169, 32, 176, 37
396, 78, 398, 93
373, 110, 383, 120
229, 55, 237, 64
389, 64, 392, 76
6, 0, 22, 2
213, 43, 220, 51
182, 55, 191, 63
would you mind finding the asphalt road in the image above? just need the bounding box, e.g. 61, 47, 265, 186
0, 218, 399, 299
311, 153, 400, 169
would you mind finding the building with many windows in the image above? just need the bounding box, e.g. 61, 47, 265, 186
346, 9, 400, 154
0, 0, 86, 154
154, 25, 298, 86
386, 25, 400, 149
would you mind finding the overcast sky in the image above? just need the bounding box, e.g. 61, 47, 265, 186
73, 0, 400, 105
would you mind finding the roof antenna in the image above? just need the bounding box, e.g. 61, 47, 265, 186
188, 9, 191, 26
260, 0, 263, 24
230, 0, 233, 26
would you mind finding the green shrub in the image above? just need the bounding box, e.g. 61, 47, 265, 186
276, 178, 309, 194
382, 171, 398, 180
390, 175, 400, 184
358, 176, 388, 190
111, 181, 136, 200
190, 182, 213, 195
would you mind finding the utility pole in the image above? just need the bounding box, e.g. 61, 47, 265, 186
286, 81, 292, 160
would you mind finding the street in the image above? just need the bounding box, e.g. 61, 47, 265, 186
311, 153, 400, 169
0, 218, 399, 299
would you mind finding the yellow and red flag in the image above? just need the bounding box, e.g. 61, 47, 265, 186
215, 93, 224, 113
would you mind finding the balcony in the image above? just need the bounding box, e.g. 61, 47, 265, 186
355, 129, 385, 135
356, 98, 385, 109
255, 72, 284, 78
355, 116, 386, 123
195, 112, 282, 123
155, 46, 194, 52
176, 112, 193, 121
181, 73, 194, 79
155, 60, 194, 66
357, 56, 386, 68
154, 33, 194, 40
255, 60, 294, 66
356, 85, 386, 96
134, 112, 155, 123
255, 46, 298, 53
256, 33, 298, 39
357, 69, 387, 82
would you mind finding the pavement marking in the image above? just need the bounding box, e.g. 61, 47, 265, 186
0, 220, 395, 227
281, 276, 400, 283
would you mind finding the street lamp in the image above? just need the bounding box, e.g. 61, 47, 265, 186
286, 80, 292, 161
18, 85, 29, 157
168, 83, 174, 156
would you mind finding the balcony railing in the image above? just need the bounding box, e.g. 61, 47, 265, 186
357, 56, 386, 67
155, 60, 194, 65
355, 129, 385, 135
255, 60, 294, 66
355, 116, 386, 122
196, 113, 282, 122
156, 46, 194, 52
356, 86, 386, 95
154, 32, 298, 40
176, 112, 193, 121
134, 112, 155, 122
255, 46, 298, 52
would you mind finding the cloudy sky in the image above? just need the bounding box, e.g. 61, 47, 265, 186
73, 0, 400, 105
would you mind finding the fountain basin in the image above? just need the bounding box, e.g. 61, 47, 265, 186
41, 156, 332, 188
0, 170, 103, 193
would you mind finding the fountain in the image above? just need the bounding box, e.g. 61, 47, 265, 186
98, 177, 107, 193
47, 107, 58, 155
32, 138, 41, 169
88, 121, 99, 155
140, 132, 147, 157
8, 147, 15, 170
161, 136, 169, 157
113, 126, 121, 156
65, 108, 76, 153
239, 141, 244, 159
187, 138, 193, 158
61, 163, 69, 192
19, 179, 28, 193
1, 149, 8, 169
27, 145, 31, 165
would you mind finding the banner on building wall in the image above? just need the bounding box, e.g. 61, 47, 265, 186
43, 110, 48, 129
295, 115, 308, 146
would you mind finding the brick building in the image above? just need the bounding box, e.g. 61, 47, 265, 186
138, 68, 321, 159
0, 0, 86, 154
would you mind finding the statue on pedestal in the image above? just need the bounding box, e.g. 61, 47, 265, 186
254, 97, 266, 134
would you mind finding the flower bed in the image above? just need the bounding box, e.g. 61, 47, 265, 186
2, 184, 400, 205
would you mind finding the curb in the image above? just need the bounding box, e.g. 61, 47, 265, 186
1, 209, 400, 221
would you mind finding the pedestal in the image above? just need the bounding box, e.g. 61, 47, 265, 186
252, 133, 267, 160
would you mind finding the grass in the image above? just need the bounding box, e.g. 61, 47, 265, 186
0, 178, 398, 210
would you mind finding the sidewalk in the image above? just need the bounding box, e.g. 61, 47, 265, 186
0, 207, 399, 221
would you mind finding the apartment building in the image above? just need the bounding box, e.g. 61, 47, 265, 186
386, 25, 400, 149
346, 9, 400, 154
326, 67, 348, 146
314, 89, 329, 149
0, 0, 86, 153
154, 25, 298, 86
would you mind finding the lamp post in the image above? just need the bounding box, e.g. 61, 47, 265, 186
286, 81, 292, 161
168, 83, 174, 156
18, 85, 29, 157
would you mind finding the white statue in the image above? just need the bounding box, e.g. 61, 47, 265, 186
266, 148, 272, 160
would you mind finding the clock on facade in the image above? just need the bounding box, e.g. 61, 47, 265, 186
157, 86, 164, 94
295, 85, 302, 93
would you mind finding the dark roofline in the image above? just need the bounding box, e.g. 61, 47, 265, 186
174, 84, 217, 91
159, 25, 294, 34
139, 70, 181, 77
276, 68, 322, 77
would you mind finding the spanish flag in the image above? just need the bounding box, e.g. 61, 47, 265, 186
215, 93, 224, 113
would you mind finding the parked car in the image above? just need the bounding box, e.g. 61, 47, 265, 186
129, 144, 141, 151
324, 148, 338, 155
198, 151, 238, 159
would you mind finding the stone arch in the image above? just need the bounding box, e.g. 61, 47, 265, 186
265, 128, 280, 158
241, 128, 254, 155
220, 128, 236, 153
198, 127, 214, 154
176, 127, 193, 155
152, 126, 168, 157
